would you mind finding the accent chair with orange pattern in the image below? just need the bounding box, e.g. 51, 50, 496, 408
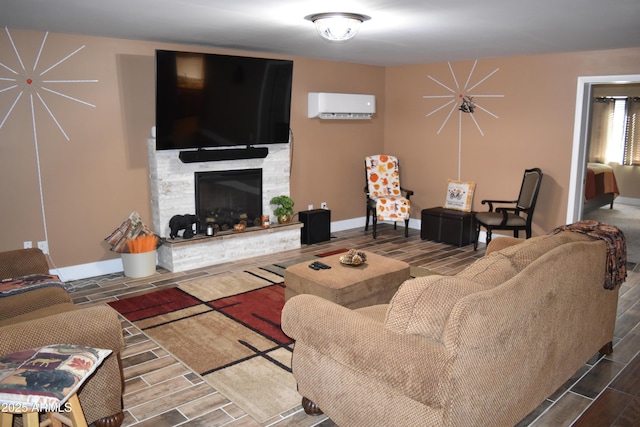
364, 155, 414, 238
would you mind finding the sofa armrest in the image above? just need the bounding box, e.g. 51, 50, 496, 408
0, 305, 125, 356
440, 240, 614, 426
0, 304, 126, 425
282, 294, 450, 407
0, 248, 49, 280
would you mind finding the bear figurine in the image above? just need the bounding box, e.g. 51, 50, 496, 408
169, 214, 199, 239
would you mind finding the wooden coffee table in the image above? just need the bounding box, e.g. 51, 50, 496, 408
284, 251, 410, 309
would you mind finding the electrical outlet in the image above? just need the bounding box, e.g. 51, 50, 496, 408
321, 202, 327, 209
23, 241, 32, 249
308, 204, 314, 210
37, 241, 49, 254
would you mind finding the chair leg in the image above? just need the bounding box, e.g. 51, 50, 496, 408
365, 208, 369, 231
486, 229, 493, 245
404, 218, 409, 237
66, 393, 88, 427
599, 341, 613, 355
302, 397, 323, 415
47, 412, 64, 427
474, 223, 481, 251
372, 216, 377, 239
21, 412, 39, 427
0, 413, 13, 427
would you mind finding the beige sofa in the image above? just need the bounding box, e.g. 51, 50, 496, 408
0, 248, 125, 427
281, 231, 620, 427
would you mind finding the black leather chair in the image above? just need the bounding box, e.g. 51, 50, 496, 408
474, 168, 543, 250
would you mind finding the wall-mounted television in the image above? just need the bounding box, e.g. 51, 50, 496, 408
155, 50, 293, 151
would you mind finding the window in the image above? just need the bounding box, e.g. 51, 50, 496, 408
589, 96, 640, 166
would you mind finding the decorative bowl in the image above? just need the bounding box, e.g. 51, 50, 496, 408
339, 249, 367, 266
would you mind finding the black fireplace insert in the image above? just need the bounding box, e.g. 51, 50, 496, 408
195, 169, 262, 232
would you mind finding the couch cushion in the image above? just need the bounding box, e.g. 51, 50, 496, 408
385, 231, 594, 343
455, 253, 518, 288
355, 304, 388, 322
0, 287, 73, 322
455, 233, 589, 289
384, 276, 485, 342
484, 237, 523, 254
0, 303, 79, 327
497, 232, 591, 272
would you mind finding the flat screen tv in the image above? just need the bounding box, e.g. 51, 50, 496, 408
155, 50, 293, 150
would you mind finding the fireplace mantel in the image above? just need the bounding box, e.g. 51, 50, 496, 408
147, 138, 300, 271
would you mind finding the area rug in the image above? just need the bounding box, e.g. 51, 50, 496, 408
108, 250, 434, 422
109, 267, 299, 423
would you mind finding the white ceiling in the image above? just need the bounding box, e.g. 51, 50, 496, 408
2, 0, 640, 66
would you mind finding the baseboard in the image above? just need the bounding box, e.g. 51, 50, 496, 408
51, 258, 123, 282
330, 216, 422, 233
615, 197, 640, 206
330, 217, 366, 232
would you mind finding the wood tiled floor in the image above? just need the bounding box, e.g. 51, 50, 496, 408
69, 224, 640, 427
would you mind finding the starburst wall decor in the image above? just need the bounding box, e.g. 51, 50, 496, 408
423, 60, 503, 179
0, 28, 98, 248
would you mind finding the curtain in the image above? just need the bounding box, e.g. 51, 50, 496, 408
622, 97, 640, 165
588, 98, 615, 163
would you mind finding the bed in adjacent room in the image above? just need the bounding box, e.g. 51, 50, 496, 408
584, 162, 620, 214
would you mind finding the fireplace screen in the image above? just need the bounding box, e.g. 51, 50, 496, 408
195, 169, 262, 232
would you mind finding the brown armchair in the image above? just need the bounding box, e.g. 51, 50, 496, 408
0, 248, 125, 427
474, 168, 543, 250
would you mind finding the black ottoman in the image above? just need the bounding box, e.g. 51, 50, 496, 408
421, 207, 476, 247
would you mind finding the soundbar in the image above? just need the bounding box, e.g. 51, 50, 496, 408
179, 147, 269, 163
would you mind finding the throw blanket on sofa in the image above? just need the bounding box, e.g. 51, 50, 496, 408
552, 221, 626, 290
0, 274, 66, 297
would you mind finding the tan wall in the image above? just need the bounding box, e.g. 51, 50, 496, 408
385, 49, 640, 236
1, 27, 639, 270
286, 59, 385, 221
0, 28, 384, 268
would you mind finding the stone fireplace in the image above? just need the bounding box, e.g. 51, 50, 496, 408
147, 139, 301, 271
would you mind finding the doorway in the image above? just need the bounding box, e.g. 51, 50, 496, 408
567, 73, 640, 223
568, 74, 640, 265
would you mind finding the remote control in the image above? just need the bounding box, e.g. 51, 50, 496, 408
309, 261, 331, 270
315, 261, 331, 269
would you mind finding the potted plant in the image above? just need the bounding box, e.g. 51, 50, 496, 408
270, 195, 295, 224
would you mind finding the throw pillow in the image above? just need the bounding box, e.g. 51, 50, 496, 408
444, 179, 476, 212
0, 344, 111, 409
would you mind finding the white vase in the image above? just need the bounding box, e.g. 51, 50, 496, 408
121, 250, 157, 278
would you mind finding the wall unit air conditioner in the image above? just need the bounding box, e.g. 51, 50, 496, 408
308, 92, 376, 120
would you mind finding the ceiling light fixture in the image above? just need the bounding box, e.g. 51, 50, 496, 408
305, 12, 371, 43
